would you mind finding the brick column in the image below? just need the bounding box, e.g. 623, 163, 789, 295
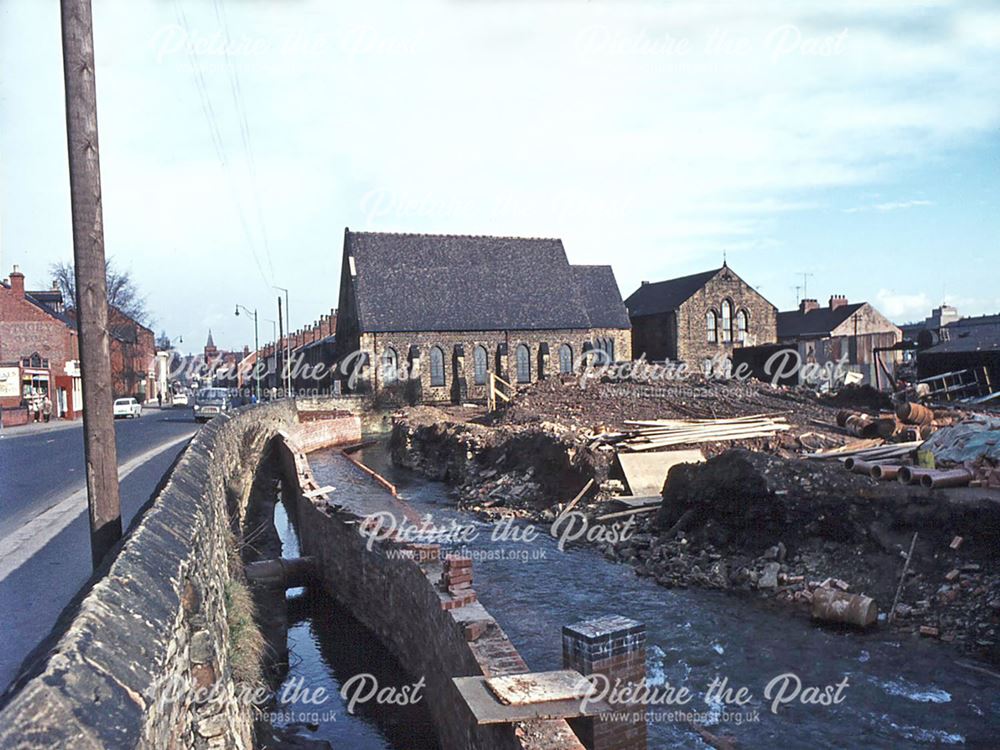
563, 615, 647, 750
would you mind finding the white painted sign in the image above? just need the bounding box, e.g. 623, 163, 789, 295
0, 367, 20, 399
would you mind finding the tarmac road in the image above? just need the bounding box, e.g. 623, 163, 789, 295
0, 406, 201, 692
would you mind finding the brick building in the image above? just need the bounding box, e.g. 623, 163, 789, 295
0, 266, 82, 422
625, 264, 777, 366
333, 229, 632, 403
108, 307, 156, 400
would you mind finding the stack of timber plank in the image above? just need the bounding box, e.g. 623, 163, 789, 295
618, 414, 791, 452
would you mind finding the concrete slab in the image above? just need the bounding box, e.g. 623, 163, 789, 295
453, 674, 609, 725
486, 670, 591, 706
616, 449, 704, 496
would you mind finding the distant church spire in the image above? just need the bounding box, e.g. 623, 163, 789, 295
206, 329, 216, 349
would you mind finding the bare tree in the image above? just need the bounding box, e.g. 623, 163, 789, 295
50, 258, 152, 326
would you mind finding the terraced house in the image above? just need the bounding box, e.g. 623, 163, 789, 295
333, 229, 632, 403
625, 263, 778, 367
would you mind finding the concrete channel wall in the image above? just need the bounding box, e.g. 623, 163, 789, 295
278, 433, 585, 750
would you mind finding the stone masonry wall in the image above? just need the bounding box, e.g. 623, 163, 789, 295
277, 433, 585, 750
361, 327, 631, 404
677, 271, 777, 366
0, 402, 309, 750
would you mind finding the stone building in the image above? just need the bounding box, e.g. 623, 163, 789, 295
625, 264, 777, 366
333, 229, 632, 403
0, 265, 82, 422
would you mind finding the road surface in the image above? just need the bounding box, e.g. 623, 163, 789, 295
0, 407, 200, 692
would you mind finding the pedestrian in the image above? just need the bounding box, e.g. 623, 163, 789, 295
43, 397, 52, 423
157, 392, 163, 408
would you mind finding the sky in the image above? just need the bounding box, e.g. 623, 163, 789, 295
1, 0, 999, 352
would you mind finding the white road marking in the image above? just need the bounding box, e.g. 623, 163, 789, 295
0, 433, 195, 583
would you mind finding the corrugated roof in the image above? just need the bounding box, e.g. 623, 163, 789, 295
346, 230, 630, 332
777, 303, 865, 338
624, 269, 720, 317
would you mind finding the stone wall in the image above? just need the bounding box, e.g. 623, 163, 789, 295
0, 402, 312, 750
360, 327, 631, 405
277, 435, 585, 750
675, 270, 777, 366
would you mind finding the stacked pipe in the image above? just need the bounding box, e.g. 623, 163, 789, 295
896, 466, 974, 489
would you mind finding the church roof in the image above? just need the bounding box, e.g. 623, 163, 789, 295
343, 230, 630, 332
624, 268, 722, 317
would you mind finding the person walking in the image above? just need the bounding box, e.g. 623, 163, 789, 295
157, 392, 163, 409
43, 397, 53, 423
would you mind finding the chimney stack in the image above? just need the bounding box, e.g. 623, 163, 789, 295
799, 298, 819, 314
829, 295, 848, 311
9, 265, 25, 299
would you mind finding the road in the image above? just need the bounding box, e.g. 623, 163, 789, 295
0, 407, 201, 692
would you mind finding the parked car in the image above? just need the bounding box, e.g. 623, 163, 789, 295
193, 388, 230, 423
172, 392, 189, 406
113, 397, 142, 419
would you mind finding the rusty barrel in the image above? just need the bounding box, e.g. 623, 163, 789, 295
896, 402, 934, 427
811, 587, 878, 628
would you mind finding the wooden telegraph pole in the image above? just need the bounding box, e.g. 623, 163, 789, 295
60, 0, 122, 569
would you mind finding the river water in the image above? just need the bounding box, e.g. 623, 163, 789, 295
302, 442, 1000, 749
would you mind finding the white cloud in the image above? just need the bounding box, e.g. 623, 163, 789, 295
1, 0, 999, 347
843, 199, 934, 213
875, 289, 932, 320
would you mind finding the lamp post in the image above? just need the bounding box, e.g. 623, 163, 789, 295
274, 285, 291, 397
234, 304, 261, 402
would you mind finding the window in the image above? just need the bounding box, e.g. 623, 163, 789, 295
721, 300, 733, 342
558, 344, 573, 374
706, 311, 718, 343
473, 345, 488, 385
429, 346, 445, 387
381, 347, 398, 384
736, 310, 748, 343
515, 344, 531, 383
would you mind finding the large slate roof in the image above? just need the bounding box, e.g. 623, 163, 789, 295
924, 315, 1000, 355
345, 231, 630, 333
624, 269, 720, 317
777, 303, 866, 338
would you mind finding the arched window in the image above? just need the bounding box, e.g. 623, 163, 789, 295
706, 311, 718, 343
720, 300, 733, 342
605, 338, 615, 362
473, 345, 488, 385
558, 344, 573, 374
381, 347, 398, 384
736, 310, 748, 343
515, 344, 531, 383
429, 346, 445, 387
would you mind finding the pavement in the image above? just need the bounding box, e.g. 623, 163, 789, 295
0, 406, 201, 692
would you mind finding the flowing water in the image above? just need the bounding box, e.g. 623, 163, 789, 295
306, 442, 1000, 749
271, 500, 439, 749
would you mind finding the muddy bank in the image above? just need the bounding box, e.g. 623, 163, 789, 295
391, 409, 1000, 666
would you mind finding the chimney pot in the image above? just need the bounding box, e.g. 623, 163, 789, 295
828, 295, 848, 311
799, 298, 819, 314
641, 280, 650, 286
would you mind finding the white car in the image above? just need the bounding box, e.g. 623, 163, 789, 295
172, 392, 189, 406
113, 397, 142, 419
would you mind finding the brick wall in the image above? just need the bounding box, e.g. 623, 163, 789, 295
357, 327, 631, 404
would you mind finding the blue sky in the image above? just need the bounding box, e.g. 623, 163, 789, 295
1, 0, 998, 351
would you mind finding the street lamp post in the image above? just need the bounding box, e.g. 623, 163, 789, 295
274, 285, 291, 397
234, 304, 261, 402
